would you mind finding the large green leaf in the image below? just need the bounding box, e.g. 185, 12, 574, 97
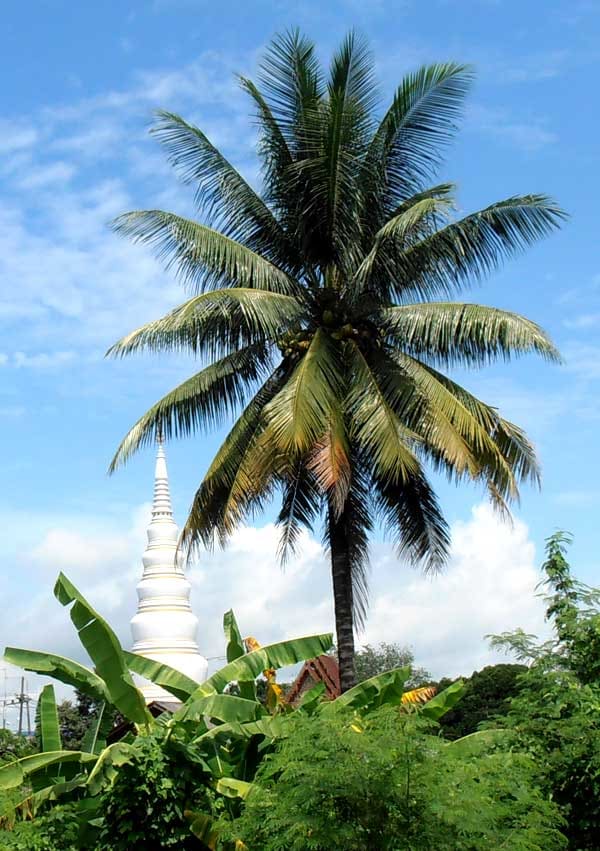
81, 703, 113, 756
419, 679, 465, 720
223, 610, 246, 663
216, 777, 253, 800
223, 610, 256, 701
38, 685, 61, 753
186, 810, 219, 849
183, 693, 267, 725
86, 742, 136, 796
445, 728, 509, 757
123, 651, 199, 702
54, 573, 151, 726
0, 752, 97, 791
3, 647, 108, 703
180, 633, 333, 711
334, 667, 411, 711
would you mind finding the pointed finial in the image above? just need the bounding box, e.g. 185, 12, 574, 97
152, 432, 173, 518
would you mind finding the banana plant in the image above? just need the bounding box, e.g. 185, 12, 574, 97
0, 575, 333, 816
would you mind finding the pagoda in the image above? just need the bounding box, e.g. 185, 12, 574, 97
130, 436, 207, 702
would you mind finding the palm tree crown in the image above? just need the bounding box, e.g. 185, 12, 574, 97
109, 30, 564, 690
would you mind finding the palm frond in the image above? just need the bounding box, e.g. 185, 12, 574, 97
307, 403, 351, 519
112, 211, 300, 295
346, 342, 421, 485
360, 63, 473, 227
181, 370, 289, 554
150, 110, 295, 268
387, 195, 566, 301
380, 302, 561, 366
257, 28, 324, 147
391, 351, 539, 500
264, 329, 344, 453
373, 465, 451, 573
277, 461, 322, 562
107, 288, 302, 359
352, 196, 453, 292
109, 344, 271, 472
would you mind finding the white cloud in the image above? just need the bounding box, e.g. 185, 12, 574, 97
1, 501, 546, 704
468, 104, 558, 151
0, 121, 38, 154
17, 161, 77, 190
13, 351, 76, 369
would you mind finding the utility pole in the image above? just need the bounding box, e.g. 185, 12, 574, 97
17, 677, 24, 736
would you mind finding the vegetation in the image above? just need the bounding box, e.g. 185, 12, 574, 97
223, 708, 565, 850
107, 29, 564, 690
354, 641, 430, 686
490, 532, 600, 849
437, 663, 526, 740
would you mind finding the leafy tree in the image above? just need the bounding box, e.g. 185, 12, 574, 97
108, 29, 564, 691
436, 663, 526, 740
490, 532, 600, 849
354, 642, 430, 686
223, 706, 566, 850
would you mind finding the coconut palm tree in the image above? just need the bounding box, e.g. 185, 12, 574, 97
109, 30, 564, 691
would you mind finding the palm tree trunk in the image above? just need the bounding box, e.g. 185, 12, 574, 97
328, 504, 356, 692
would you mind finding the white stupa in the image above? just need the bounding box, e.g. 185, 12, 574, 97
130, 436, 208, 702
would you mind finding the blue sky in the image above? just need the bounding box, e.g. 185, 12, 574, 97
1, 0, 599, 714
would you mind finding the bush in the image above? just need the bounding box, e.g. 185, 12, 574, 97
223, 707, 566, 850
94, 733, 218, 850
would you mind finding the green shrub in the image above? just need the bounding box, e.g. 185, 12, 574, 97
223, 707, 566, 851
94, 733, 217, 850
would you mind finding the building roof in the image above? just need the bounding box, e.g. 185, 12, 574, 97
287, 654, 341, 705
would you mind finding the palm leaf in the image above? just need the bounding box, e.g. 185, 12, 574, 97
151, 109, 294, 269
388, 195, 566, 301
360, 62, 473, 226
108, 288, 302, 359
112, 211, 299, 295
346, 342, 421, 484
380, 302, 561, 365
109, 345, 272, 471
265, 329, 344, 453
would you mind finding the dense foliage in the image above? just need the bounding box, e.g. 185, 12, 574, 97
354, 641, 431, 686
224, 707, 566, 850
108, 29, 564, 689
437, 663, 526, 739
490, 532, 600, 849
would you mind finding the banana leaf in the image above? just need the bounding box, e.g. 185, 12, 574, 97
216, 777, 253, 800
37, 685, 61, 753
3, 647, 108, 703
296, 681, 326, 713
419, 680, 465, 720
445, 728, 509, 756
223, 610, 255, 701
86, 742, 135, 796
0, 752, 97, 791
186, 810, 219, 849
54, 573, 151, 726
81, 702, 114, 755
181, 633, 333, 709
123, 650, 199, 701
183, 693, 267, 724
334, 667, 412, 711
223, 610, 245, 663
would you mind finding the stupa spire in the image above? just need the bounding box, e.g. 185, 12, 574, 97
151, 434, 173, 519
130, 436, 208, 703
